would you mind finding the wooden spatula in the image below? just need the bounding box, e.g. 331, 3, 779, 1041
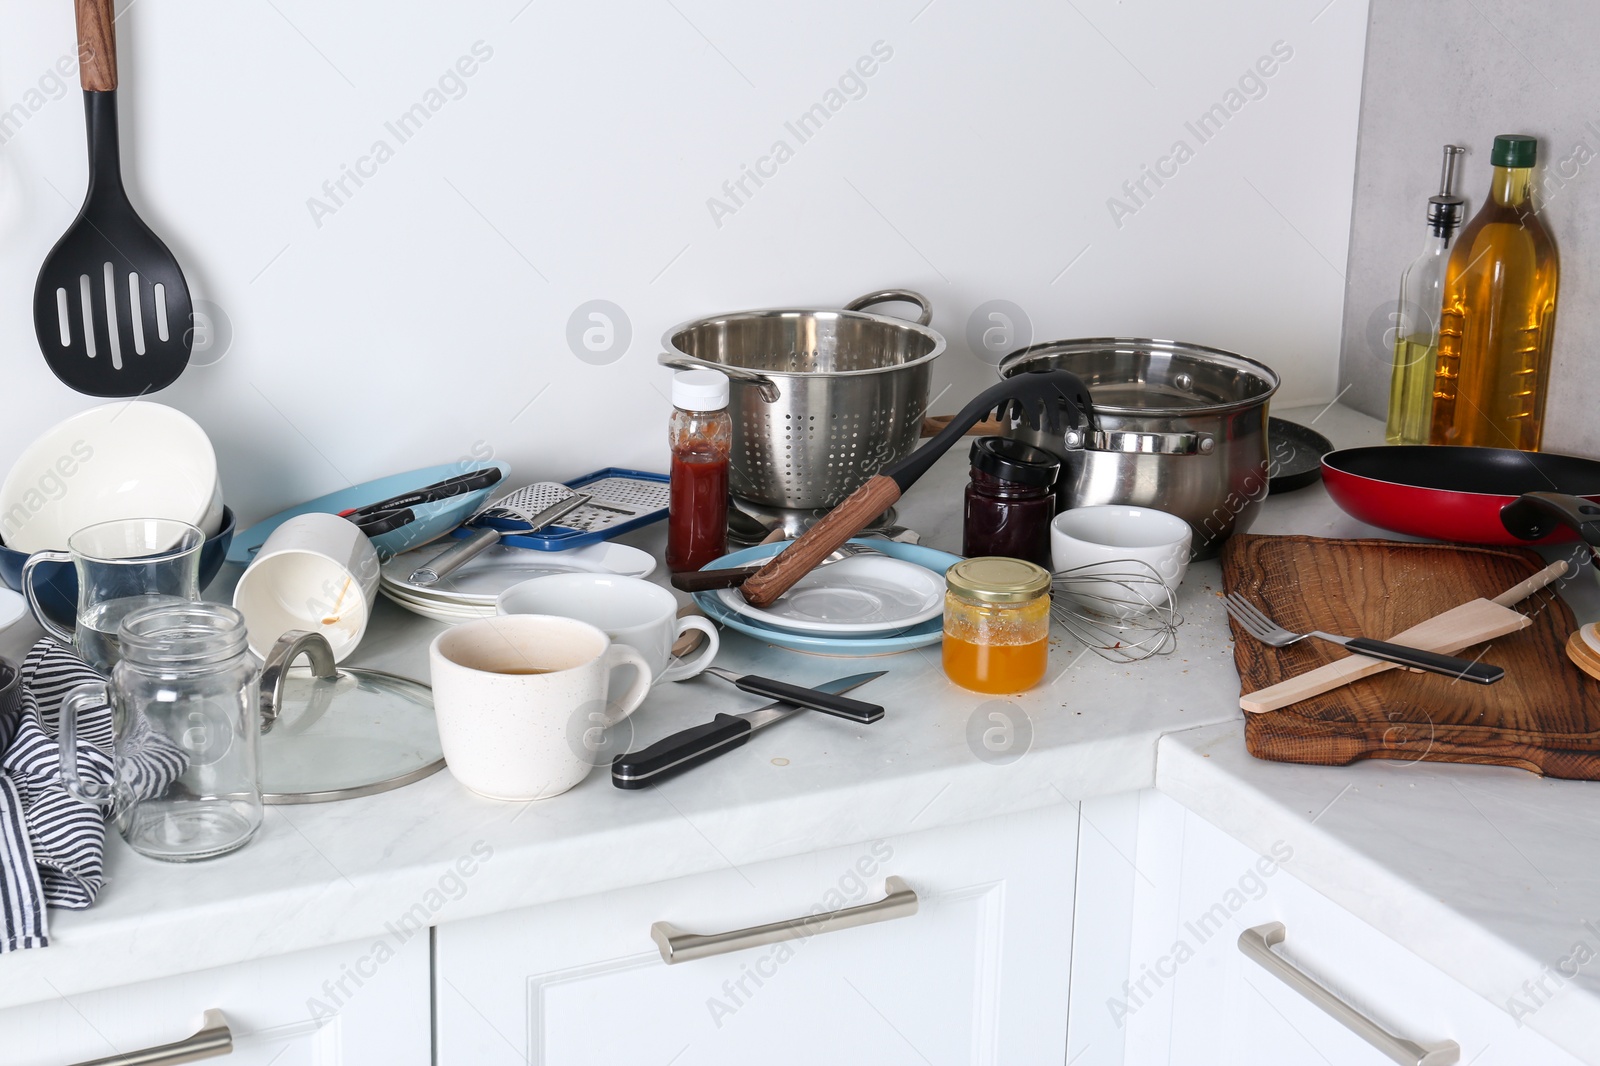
33, 0, 193, 396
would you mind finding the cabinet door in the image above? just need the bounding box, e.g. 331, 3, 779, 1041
436, 804, 1077, 1066
1121, 790, 1586, 1066
1, 935, 429, 1066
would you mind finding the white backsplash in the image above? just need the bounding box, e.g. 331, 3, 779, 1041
0, 0, 1368, 526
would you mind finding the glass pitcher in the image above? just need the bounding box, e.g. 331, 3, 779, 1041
59, 602, 263, 862
21, 518, 203, 674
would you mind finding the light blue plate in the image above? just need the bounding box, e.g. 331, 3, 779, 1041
228, 461, 510, 565
692, 540, 960, 657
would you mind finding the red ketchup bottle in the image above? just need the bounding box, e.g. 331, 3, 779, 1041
666, 369, 731, 573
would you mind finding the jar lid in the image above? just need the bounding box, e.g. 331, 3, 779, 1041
946, 557, 1052, 603
969, 436, 1061, 488
672, 369, 729, 411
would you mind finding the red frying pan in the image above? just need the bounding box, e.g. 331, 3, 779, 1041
1322, 446, 1600, 547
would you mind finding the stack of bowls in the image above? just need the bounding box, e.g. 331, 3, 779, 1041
0, 402, 232, 626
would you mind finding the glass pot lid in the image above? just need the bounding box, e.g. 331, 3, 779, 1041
258, 630, 443, 804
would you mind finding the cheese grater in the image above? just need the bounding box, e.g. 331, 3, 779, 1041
471, 468, 671, 551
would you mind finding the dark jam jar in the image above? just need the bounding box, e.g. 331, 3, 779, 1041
962, 437, 1060, 568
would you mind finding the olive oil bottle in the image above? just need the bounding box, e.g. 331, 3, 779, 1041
1385, 145, 1465, 445
1429, 135, 1560, 450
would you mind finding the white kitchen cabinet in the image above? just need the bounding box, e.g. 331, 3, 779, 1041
1117, 790, 1585, 1066
0, 934, 429, 1066
435, 803, 1077, 1066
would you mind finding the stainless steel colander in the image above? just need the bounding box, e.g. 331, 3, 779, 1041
660, 290, 946, 511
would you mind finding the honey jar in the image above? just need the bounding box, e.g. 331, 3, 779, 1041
942, 557, 1051, 694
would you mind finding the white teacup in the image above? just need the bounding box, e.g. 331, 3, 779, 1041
496, 574, 718, 683
233, 513, 379, 662
429, 615, 653, 801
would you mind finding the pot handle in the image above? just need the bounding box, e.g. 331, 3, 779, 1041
659, 355, 781, 403
844, 289, 933, 326
1061, 429, 1213, 456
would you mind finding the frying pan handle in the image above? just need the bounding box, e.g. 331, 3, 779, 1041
75, 0, 117, 92
1500, 492, 1600, 556
845, 290, 933, 327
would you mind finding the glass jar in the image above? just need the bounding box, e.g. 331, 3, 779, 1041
59, 602, 263, 861
942, 557, 1052, 694
667, 369, 732, 573
963, 437, 1061, 567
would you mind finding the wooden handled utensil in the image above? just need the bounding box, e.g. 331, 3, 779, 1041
1240, 560, 1568, 714
34, 0, 194, 396
739, 369, 1094, 608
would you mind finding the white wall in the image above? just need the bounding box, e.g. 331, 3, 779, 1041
0, 0, 1369, 527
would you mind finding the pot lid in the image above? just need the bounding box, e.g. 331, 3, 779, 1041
258, 631, 443, 804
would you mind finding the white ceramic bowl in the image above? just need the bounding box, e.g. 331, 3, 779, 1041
1051, 505, 1193, 593
0, 402, 223, 554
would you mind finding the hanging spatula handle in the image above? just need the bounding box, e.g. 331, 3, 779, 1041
75, 0, 118, 91
739, 475, 903, 609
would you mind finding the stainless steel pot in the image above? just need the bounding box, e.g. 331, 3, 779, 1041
997, 338, 1280, 558
661, 290, 945, 511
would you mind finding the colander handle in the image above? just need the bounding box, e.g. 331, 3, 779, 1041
659, 356, 781, 403
844, 289, 933, 326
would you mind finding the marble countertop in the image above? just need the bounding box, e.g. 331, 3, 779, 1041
9, 402, 1596, 1031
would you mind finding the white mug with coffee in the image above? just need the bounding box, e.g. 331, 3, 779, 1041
429, 614, 653, 801
495, 573, 718, 683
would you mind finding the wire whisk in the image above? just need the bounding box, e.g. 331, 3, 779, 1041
1050, 560, 1183, 662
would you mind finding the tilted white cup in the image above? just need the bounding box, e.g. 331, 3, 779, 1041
429, 614, 653, 801
233, 512, 379, 662
495, 573, 718, 683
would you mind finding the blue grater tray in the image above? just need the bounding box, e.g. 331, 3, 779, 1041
452, 468, 671, 552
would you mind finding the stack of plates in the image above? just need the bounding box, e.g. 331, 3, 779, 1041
692, 540, 961, 657
381, 540, 655, 624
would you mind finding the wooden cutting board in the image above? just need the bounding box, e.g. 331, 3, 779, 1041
1222, 535, 1600, 779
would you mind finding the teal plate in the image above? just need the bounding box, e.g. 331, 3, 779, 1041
692, 540, 960, 656
229, 461, 510, 565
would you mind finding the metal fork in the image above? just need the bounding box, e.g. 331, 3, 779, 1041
1223, 593, 1504, 685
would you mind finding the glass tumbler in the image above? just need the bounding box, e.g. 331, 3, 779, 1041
59, 602, 263, 861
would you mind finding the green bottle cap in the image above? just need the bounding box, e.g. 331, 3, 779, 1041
1491, 135, 1537, 168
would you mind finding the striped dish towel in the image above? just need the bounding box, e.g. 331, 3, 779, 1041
0, 640, 188, 953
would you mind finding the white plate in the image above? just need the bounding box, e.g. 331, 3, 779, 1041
0, 588, 26, 631
716, 555, 945, 634
381, 540, 656, 606
379, 587, 495, 624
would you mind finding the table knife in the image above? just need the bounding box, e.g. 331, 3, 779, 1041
611, 670, 886, 789
700, 666, 882, 723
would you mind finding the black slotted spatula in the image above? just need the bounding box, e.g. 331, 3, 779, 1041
33, 0, 193, 397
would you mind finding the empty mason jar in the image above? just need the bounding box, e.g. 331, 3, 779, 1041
59, 602, 262, 861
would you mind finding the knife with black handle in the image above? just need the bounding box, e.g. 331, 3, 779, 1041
701, 667, 883, 723
612, 670, 885, 789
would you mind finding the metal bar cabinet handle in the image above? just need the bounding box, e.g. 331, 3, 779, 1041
652, 876, 918, 964
69, 1008, 231, 1066
1238, 924, 1459, 1066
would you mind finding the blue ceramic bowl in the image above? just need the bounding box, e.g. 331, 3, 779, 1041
0, 507, 237, 632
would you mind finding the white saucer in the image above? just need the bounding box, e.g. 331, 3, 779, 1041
382, 540, 655, 606
716, 555, 945, 634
